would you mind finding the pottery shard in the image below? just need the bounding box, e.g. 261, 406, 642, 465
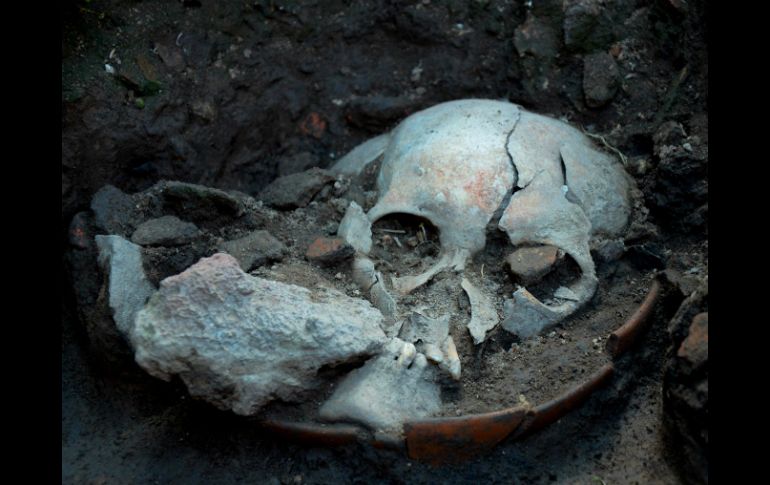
505, 245, 561, 284
305, 237, 355, 265
131, 253, 387, 415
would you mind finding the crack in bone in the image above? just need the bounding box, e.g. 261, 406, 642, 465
487, 113, 522, 232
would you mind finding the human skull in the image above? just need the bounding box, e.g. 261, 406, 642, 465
332, 99, 633, 370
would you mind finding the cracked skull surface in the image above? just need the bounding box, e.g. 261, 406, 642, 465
106, 99, 637, 437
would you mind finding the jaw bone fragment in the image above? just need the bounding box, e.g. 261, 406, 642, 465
319, 338, 442, 433
398, 312, 462, 379
461, 277, 500, 345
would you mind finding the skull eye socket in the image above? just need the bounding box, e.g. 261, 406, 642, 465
370, 213, 441, 261
506, 249, 583, 303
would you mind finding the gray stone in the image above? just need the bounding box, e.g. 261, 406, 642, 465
337, 201, 372, 254
319, 338, 441, 432
91, 185, 137, 235
131, 216, 201, 246
95, 235, 156, 338
219, 230, 287, 271
501, 289, 561, 339
162, 181, 245, 217
258, 168, 336, 210
583, 52, 620, 108
131, 253, 387, 415
461, 278, 499, 345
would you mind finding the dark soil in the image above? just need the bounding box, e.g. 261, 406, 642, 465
62, 0, 708, 483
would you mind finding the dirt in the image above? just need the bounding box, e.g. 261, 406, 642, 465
62, 0, 708, 483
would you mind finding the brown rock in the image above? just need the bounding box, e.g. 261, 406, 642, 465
677, 312, 708, 367
505, 245, 561, 284
306, 237, 354, 265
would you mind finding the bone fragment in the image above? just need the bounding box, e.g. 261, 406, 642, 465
337, 201, 372, 254
439, 336, 462, 380
330, 133, 391, 177
461, 277, 500, 345
319, 338, 441, 433
423, 343, 444, 364
391, 248, 469, 295
351, 255, 398, 320
554, 286, 580, 301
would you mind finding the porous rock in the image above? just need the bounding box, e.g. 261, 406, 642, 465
131, 253, 387, 415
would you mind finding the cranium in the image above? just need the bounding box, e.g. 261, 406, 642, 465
333, 99, 633, 356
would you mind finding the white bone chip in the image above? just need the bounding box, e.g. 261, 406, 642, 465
461, 277, 499, 345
